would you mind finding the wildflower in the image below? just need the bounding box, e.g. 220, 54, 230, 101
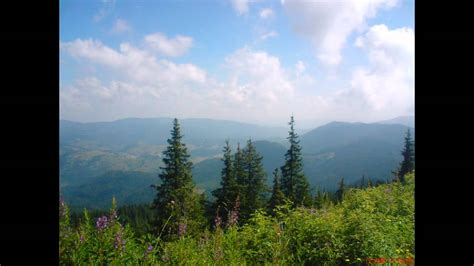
214, 206, 222, 229
144, 244, 153, 260
178, 222, 187, 237
110, 209, 118, 222
227, 196, 240, 227
114, 230, 123, 250
96, 216, 109, 230
79, 234, 84, 243
59, 197, 66, 217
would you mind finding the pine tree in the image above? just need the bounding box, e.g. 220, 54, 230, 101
397, 129, 415, 183
335, 178, 345, 203
212, 140, 239, 225
233, 143, 245, 204
239, 139, 267, 221
268, 168, 286, 215
151, 118, 205, 238
280, 116, 312, 206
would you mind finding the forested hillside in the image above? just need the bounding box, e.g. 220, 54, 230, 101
60, 117, 413, 209
60, 117, 415, 265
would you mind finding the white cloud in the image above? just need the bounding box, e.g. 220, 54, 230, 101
231, 0, 249, 15
111, 19, 132, 34
60, 24, 413, 127
282, 0, 399, 66
333, 24, 414, 121
260, 31, 278, 40
94, 0, 116, 22
295, 60, 305, 73
60, 41, 319, 125
260, 8, 274, 19
60, 38, 206, 85
224, 47, 294, 105
144, 33, 193, 57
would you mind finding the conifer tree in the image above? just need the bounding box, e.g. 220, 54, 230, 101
335, 178, 345, 203
233, 143, 245, 204
212, 140, 239, 224
397, 129, 415, 183
280, 116, 312, 206
239, 139, 267, 221
151, 118, 205, 238
268, 168, 286, 215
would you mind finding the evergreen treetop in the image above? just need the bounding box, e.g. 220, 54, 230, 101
268, 168, 286, 215
397, 129, 415, 182
151, 118, 205, 238
280, 116, 312, 206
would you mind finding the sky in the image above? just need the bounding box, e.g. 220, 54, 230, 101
60, 0, 414, 128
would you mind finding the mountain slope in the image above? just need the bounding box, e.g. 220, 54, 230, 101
60, 119, 414, 209
300, 122, 413, 154
60, 118, 288, 150
377, 116, 414, 128
61, 171, 157, 210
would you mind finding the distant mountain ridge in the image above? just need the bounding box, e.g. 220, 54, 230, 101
60, 117, 414, 209
61, 117, 288, 149
376, 116, 414, 128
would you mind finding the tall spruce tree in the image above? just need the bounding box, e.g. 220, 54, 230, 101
268, 168, 286, 215
397, 129, 415, 183
234, 143, 245, 200
212, 140, 239, 224
239, 139, 267, 221
151, 118, 205, 238
280, 116, 312, 206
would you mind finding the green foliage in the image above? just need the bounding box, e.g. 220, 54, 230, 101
62, 121, 413, 209
396, 129, 415, 182
281, 116, 312, 207
335, 177, 346, 203
238, 139, 268, 222
152, 118, 206, 239
268, 168, 286, 215
61, 173, 414, 265
212, 140, 239, 225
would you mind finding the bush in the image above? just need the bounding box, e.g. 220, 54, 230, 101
60, 173, 415, 265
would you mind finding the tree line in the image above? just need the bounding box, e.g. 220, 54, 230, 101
149, 116, 414, 239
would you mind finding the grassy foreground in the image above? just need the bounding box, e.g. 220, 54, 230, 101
60, 173, 414, 265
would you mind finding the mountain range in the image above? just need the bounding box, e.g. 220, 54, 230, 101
60, 116, 414, 209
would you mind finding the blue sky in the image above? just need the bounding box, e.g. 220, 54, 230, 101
60, 0, 414, 128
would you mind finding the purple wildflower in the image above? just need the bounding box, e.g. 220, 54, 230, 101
59, 197, 66, 217
227, 196, 240, 227
96, 216, 109, 230
144, 244, 153, 260
79, 234, 84, 243
214, 206, 222, 229
178, 222, 187, 237
114, 231, 123, 250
